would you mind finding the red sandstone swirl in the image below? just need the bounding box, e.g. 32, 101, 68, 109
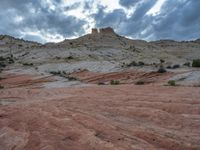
0, 72, 200, 150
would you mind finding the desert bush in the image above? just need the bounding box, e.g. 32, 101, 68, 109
127, 61, 137, 67
126, 61, 145, 67
8, 58, 14, 64
160, 59, 165, 63
67, 76, 77, 81
138, 61, 145, 66
0, 77, 5, 80
65, 56, 74, 61
183, 62, 190, 67
67, 56, 74, 59
49, 71, 62, 75
135, 80, 145, 85
166, 65, 172, 69
0, 85, 4, 89
192, 59, 200, 67
110, 80, 120, 85
23, 63, 33, 66
98, 82, 105, 85
0, 62, 6, 68
157, 67, 167, 73
168, 80, 176, 86
172, 64, 180, 69
0, 56, 6, 61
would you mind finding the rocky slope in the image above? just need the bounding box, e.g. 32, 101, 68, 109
0, 27, 200, 74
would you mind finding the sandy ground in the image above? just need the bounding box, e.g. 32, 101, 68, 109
0, 71, 200, 150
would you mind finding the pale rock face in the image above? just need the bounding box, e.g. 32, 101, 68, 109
91, 27, 116, 35
99, 27, 115, 34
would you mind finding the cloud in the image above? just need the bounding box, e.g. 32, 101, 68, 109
150, 0, 200, 40
92, 5, 126, 29
92, 0, 156, 39
0, 0, 86, 43
0, 0, 200, 42
119, 0, 140, 8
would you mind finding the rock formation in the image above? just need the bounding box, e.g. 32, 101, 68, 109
99, 27, 115, 34
91, 27, 116, 35
91, 28, 98, 34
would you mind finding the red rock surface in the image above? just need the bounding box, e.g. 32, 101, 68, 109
70, 69, 175, 85
0, 72, 200, 150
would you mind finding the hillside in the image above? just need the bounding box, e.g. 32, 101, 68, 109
0, 27, 200, 75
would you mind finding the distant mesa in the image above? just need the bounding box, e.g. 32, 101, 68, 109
91, 27, 116, 35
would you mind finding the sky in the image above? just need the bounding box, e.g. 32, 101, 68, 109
0, 0, 200, 43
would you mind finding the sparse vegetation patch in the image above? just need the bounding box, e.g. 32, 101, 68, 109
0, 85, 4, 89
135, 80, 145, 85
168, 80, 176, 86
67, 76, 78, 81
157, 67, 167, 73
192, 59, 200, 67
0, 56, 14, 70
49, 71, 62, 76
166, 66, 172, 69
98, 81, 105, 85
126, 61, 145, 67
22, 63, 33, 66
172, 64, 180, 69
49, 71, 79, 81
183, 62, 190, 67
110, 80, 120, 85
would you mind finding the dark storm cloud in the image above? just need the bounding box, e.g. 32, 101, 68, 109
119, 0, 156, 38
92, 5, 126, 29
92, 0, 156, 38
119, 0, 140, 8
65, 2, 81, 11
151, 0, 200, 40
0, 0, 86, 42
93, 0, 200, 41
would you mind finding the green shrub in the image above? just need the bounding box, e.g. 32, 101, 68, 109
8, 57, 14, 64
157, 67, 167, 73
138, 61, 145, 66
192, 59, 200, 67
127, 61, 137, 67
49, 71, 62, 75
0, 85, 4, 89
98, 82, 105, 85
67, 76, 77, 81
126, 61, 145, 67
0, 57, 6, 61
0, 62, 6, 68
183, 62, 190, 67
0, 56, 7, 69
168, 80, 176, 86
23, 63, 33, 66
166, 66, 172, 69
67, 56, 74, 60
110, 80, 120, 85
135, 80, 145, 85
172, 64, 180, 69
0, 77, 5, 80
160, 59, 165, 63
